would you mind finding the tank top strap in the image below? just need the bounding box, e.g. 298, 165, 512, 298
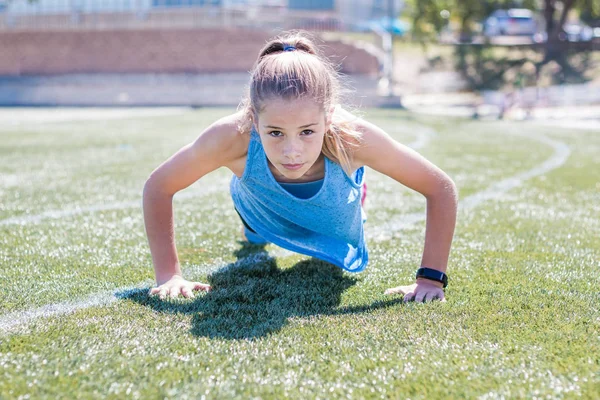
241, 125, 265, 182
249, 125, 261, 142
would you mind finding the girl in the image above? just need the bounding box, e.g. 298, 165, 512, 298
143, 32, 457, 303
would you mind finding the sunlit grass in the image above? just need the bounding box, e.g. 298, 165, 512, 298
0, 108, 598, 398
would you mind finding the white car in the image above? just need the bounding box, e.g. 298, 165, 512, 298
484, 9, 537, 36
562, 22, 594, 42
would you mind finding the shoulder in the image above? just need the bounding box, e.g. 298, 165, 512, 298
331, 106, 393, 171
191, 110, 250, 165
144, 111, 251, 195
340, 110, 452, 198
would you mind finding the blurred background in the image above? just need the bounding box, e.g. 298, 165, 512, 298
0, 0, 599, 122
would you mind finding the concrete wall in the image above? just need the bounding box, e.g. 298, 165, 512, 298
0, 28, 382, 106
0, 28, 379, 75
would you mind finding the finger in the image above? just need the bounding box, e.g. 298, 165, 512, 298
193, 282, 211, 292
424, 291, 437, 303
169, 286, 180, 299
181, 287, 195, 299
435, 290, 446, 302
403, 291, 415, 303
149, 287, 160, 296
384, 287, 400, 295
158, 288, 168, 300
425, 289, 446, 302
415, 291, 427, 303
385, 285, 411, 295
438, 291, 446, 302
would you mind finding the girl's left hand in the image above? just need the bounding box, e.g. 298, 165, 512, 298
384, 279, 446, 303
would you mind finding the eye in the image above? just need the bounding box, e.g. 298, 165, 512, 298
301, 130, 314, 136
268, 131, 283, 137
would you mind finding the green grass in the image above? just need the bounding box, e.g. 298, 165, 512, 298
0, 108, 599, 398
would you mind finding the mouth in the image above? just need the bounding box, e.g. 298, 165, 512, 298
281, 163, 304, 171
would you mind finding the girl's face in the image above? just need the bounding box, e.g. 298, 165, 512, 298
255, 97, 332, 180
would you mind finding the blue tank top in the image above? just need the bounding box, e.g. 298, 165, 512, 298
279, 179, 324, 199
230, 127, 368, 272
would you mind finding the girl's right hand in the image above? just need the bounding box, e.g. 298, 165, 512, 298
149, 275, 211, 300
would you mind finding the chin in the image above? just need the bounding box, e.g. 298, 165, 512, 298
279, 170, 306, 180
278, 166, 309, 180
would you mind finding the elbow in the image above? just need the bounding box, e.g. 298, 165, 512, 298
427, 176, 458, 205
143, 173, 172, 199
143, 178, 157, 205
143, 174, 157, 197
446, 177, 458, 203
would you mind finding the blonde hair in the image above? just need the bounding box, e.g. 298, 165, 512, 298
238, 32, 362, 176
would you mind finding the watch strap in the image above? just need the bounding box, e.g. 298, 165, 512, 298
416, 267, 448, 288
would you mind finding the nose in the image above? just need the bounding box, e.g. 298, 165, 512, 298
282, 138, 302, 161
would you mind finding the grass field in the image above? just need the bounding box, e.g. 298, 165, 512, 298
0, 107, 599, 399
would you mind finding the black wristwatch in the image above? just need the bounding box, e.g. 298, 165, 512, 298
416, 267, 448, 288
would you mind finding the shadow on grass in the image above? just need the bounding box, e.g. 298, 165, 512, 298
118, 242, 403, 340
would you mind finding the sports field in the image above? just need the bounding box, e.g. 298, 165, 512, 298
0, 107, 598, 398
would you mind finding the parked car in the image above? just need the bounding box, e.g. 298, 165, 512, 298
562, 22, 594, 42
484, 8, 537, 36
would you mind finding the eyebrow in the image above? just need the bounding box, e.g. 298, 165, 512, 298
265, 123, 318, 129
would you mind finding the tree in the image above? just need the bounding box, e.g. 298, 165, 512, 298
538, 0, 599, 80
405, 0, 537, 42
578, 0, 600, 25
404, 0, 599, 88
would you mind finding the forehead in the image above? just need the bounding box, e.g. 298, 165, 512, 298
259, 98, 324, 126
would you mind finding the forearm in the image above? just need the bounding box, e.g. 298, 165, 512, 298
420, 183, 458, 274
143, 182, 182, 285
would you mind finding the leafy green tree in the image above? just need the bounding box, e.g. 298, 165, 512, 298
405, 0, 599, 88
539, 0, 599, 75
405, 0, 537, 41
578, 0, 600, 25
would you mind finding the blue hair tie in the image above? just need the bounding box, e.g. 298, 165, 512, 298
283, 45, 296, 52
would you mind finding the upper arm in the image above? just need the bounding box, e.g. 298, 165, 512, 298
352, 117, 455, 198
145, 112, 247, 196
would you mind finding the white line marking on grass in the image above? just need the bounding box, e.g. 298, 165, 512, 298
460, 135, 570, 209
0, 186, 223, 226
0, 253, 274, 335
0, 128, 569, 333
367, 132, 571, 239
0, 288, 128, 335
0, 200, 145, 226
